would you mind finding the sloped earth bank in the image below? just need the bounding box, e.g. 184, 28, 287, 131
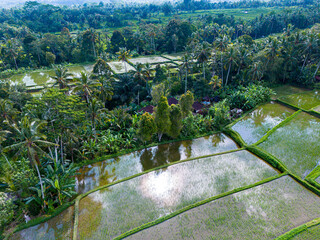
127, 176, 320, 240
75, 134, 238, 194
259, 111, 320, 179
231, 102, 295, 145
77, 151, 278, 240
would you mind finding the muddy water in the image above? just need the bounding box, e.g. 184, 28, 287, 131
77, 150, 278, 240
231, 102, 295, 145
11, 206, 74, 240
279, 90, 320, 110
259, 111, 320, 178
75, 134, 238, 194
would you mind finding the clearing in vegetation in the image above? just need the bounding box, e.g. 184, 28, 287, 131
129, 56, 170, 65
77, 150, 277, 240
127, 176, 320, 240
231, 102, 295, 145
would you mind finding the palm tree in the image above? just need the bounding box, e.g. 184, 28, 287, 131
0, 130, 12, 168
181, 53, 191, 92
0, 99, 19, 123
97, 75, 114, 103
73, 72, 102, 103
88, 98, 105, 139
225, 47, 237, 86
215, 35, 229, 84
3, 37, 20, 70
116, 47, 132, 73
197, 47, 210, 81
50, 65, 73, 89
4, 117, 56, 201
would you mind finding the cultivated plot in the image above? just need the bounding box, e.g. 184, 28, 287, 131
162, 53, 184, 61
272, 85, 309, 99
231, 102, 295, 145
11, 206, 74, 240
129, 56, 170, 65
127, 176, 320, 240
279, 90, 320, 110
77, 150, 278, 240
259, 112, 320, 178
75, 134, 238, 194
107, 61, 135, 74
292, 224, 320, 240
313, 105, 320, 113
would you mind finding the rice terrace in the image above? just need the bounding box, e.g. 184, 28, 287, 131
1, 0, 320, 239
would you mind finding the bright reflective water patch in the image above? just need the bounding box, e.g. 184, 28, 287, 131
259, 112, 320, 178
231, 102, 295, 144
130, 56, 169, 65
292, 224, 320, 240
77, 150, 278, 240
107, 61, 135, 74
127, 176, 320, 240
11, 206, 74, 240
75, 134, 238, 194
272, 85, 308, 99
313, 105, 320, 113
8, 66, 87, 87
279, 91, 320, 110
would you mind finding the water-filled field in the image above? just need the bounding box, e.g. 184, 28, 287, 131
129, 56, 170, 65
11, 206, 74, 240
279, 90, 320, 110
8, 65, 91, 88
77, 150, 277, 239
75, 134, 237, 194
10, 85, 320, 240
259, 112, 320, 178
231, 102, 295, 144
127, 176, 320, 240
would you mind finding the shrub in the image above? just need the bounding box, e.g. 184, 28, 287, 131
208, 100, 231, 129
0, 192, 15, 228
228, 84, 273, 111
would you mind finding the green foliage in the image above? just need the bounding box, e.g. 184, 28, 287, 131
181, 113, 214, 137
228, 85, 273, 111
137, 113, 156, 142
169, 104, 183, 139
151, 83, 167, 105
0, 192, 15, 229
208, 100, 231, 129
154, 96, 171, 141
179, 90, 194, 118
45, 52, 56, 66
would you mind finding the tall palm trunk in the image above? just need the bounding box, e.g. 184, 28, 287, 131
220, 53, 224, 85
35, 164, 45, 201
226, 61, 232, 86
203, 63, 206, 80
313, 59, 320, 78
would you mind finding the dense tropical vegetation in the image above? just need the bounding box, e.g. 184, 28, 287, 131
1, 0, 320, 238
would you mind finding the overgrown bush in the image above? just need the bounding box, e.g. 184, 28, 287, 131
228, 84, 273, 111
208, 100, 231, 129
182, 113, 214, 137
0, 192, 15, 229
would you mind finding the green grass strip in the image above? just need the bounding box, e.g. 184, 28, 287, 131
306, 179, 320, 191
306, 165, 320, 180
223, 128, 247, 148
253, 110, 301, 146
288, 172, 320, 197
114, 172, 288, 240
275, 217, 320, 240
72, 147, 244, 240
246, 146, 288, 173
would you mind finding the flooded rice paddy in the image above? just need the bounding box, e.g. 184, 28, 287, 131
127, 176, 320, 240
231, 102, 295, 144
77, 150, 277, 239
